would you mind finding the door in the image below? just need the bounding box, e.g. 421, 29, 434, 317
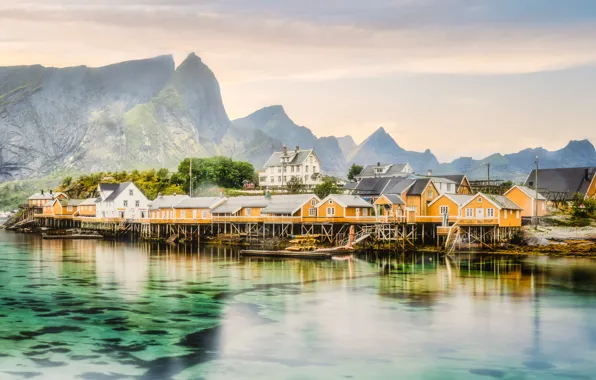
476, 208, 484, 219
356, 208, 361, 218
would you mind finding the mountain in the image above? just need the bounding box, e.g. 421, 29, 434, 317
437, 139, 596, 182
337, 135, 357, 157
0, 53, 279, 180
347, 127, 440, 173
232, 106, 347, 177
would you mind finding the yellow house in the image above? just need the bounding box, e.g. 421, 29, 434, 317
172, 197, 227, 221
439, 175, 472, 195
78, 198, 97, 217
29, 191, 67, 207
373, 194, 406, 222
43, 199, 85, 217
427, 194, 474, 223
211, 196, 270, 220
504, 185, 547, 218
148, 195, 190, 220
260, 194, 320, 220
313, 195, 374, 222
384, 178, 440, 217
459, 193, 522, 227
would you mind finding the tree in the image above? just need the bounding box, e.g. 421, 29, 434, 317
61, 176, 73, 188
347, 164, 363, 181
314, 177, 341, 199
571, 192, 596, 219
286, 177, 304, 193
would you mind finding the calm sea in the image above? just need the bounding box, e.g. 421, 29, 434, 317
0, 229, 595, 380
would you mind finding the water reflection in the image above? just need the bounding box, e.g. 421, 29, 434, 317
0, 230, 595, 379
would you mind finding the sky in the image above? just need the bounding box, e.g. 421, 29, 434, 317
1, 0, 596, 161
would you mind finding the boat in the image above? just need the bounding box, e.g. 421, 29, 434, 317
240, 247, 355, 260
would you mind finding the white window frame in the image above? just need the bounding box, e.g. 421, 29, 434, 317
181, 210, 186, 219
326, 207, 335, 216
135, 200, 140, 207
245, 208, 252, 216
67, 206, 73, 212
516, 211, 520, 218
123, 200, 128, 207
311, 199, 317, 206
477, 197, 482, 203
202, 211, 208, 219
504, 211, 507, 219
440, 206, 449, 214
309, 208, 316, 216
486, 208, 495, 218
465, 208, 473, 217
129, 189, 134, 196
427, 190, 433, 198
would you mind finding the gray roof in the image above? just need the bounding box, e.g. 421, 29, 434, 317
321, 195, 373, 208
29, 193, 54, 200
212, 196, 271, 214
408, 178, 432, 196
385, 179, 416, 195
173, 197, 224, 209
444, 194, 474, 206
264, 149, 314, 168
382, 194, 406, 205
261, 194, 317, 215
524, 167, 596, 200
99, 182, 133, 202
357, 163, 412, 178
354, 177, 405, 196
485, 194, 522, 210
79, 198, 98, 206
66, 199, 86, 207
148, 195, 190, 210
438, 175, 467, 184
511, 186, 547, 200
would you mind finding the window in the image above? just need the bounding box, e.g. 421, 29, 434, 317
311, 199, 317, 206
486, 208, 495, 218
291, 166, 295, 173
192, 210, 197, 219
504, 211, 507, 219
309, 208, 316, 216
270, 177, 275, 183
465, 208, 474, 217
306, 166, 309, 173
440, 206, 449, 214
181, 210, 186, 219
245, 208, 252, 216
67, 206, 73, 212
427, 190, 433, 198
135, 200, 140, 207
202, 211, 208, 219
129, 189, 134, 196
477, 197, 482, 203
283, 176, 287, 182
278, 176, 281, 183
123, 200, 128, 207
516, 211, 520, 218
326, 207, 335, 216
329, 200, 334, 205
362, 208, 369, 216
278, 167, 281, 173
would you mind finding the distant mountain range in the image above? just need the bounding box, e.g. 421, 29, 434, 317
1, 53, 595, 183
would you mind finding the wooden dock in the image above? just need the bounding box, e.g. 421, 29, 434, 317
240, 248, 354, 260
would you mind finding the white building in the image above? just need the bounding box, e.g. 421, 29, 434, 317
260, 146, 323, 188
96, 182, 150, 220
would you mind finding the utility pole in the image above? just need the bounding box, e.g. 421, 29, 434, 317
535, 156, 539, 229
189, 158, 193, 198
487, 162, 491, 192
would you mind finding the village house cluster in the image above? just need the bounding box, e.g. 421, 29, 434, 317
28, 163, 596, 231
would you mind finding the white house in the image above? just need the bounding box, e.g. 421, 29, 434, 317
260, 146, 323, 189
96, 182, 150, 220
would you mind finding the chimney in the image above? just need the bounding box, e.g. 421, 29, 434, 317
295, 145, 299, 153
427, 169, 432, 177
585, 168, 590, 181
283, 145, 287, 154
50, 190, 53, 195
219, 191, 225, 198
157, 192, 163, 198
41, 190, 44, 195
377, 162, 381, 167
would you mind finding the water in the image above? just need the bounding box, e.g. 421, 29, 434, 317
1, 230, 595, 380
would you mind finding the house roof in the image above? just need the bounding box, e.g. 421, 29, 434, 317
263, 149, 314, 168
173, 197, 224, 209
438, 175, 467, 185
319, 195, 373, 208
211, 196, 271, 214
357, 163, 412, 178
407, 178, 432, 196
99, 182, 133, 202
353, 177, 405, 196
79, 198, 98, 206
29, 193, 54, 200
148, 195, 190, 210
57, 199, 85, 207
261, 194, 318, 215
385, 179, 416, 195
485, 194, 523, 210
381, 194, 406, 205
428, 194, 474, 207
506, 185, 546, 200
524, 167, 596, 200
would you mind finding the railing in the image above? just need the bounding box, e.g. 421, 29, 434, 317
457, 218, 499, 225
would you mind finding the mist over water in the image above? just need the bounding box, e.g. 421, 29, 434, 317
0, 229, 595, 380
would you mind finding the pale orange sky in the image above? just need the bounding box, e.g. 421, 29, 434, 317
2, 0, 596, 161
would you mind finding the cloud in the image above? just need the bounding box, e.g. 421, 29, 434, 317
2, 1, 596, 82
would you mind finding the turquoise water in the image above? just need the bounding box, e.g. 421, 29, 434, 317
1, 230, 596, 380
